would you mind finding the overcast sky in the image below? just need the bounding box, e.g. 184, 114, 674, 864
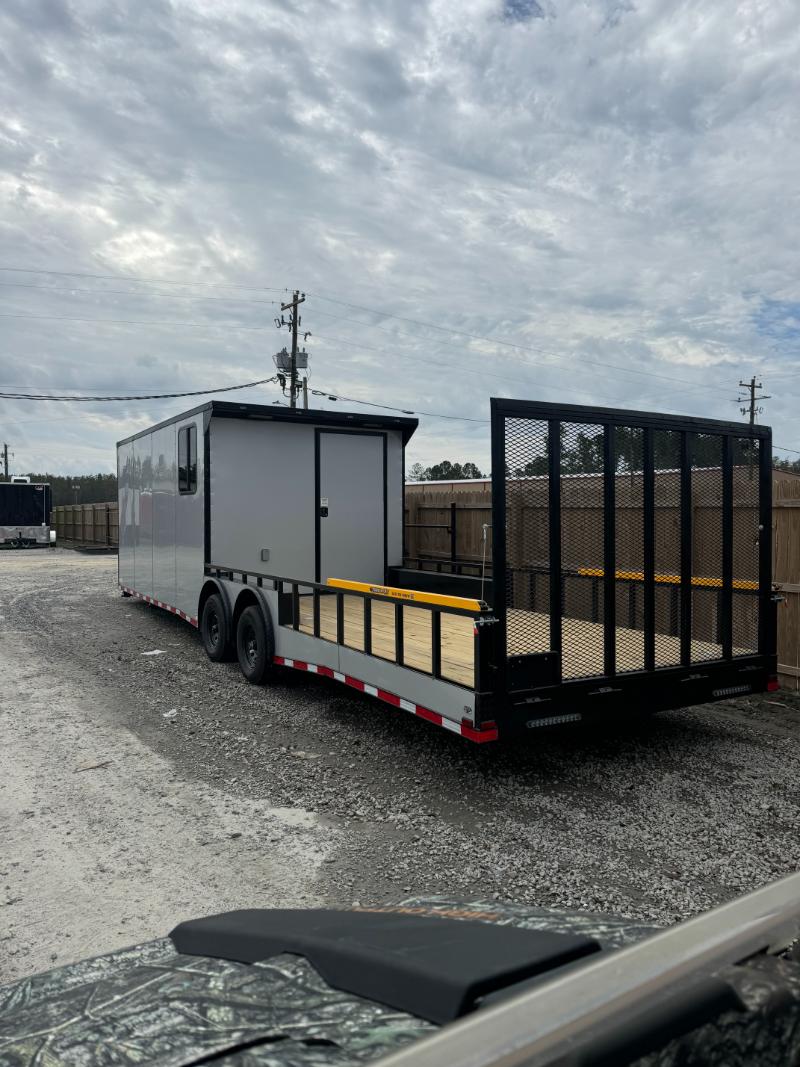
1, 0, 799, 475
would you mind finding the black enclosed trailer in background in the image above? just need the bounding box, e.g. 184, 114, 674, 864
486, 399, 777, 734
0, 480, 53, 548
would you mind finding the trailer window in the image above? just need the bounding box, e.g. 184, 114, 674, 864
178, 425, 197, 494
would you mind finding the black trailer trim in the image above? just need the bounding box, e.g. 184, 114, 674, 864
118, 400, 417, 447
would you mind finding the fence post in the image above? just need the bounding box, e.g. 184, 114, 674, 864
450, 501, 457, 566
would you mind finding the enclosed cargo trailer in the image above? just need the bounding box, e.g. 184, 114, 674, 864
117, 398, 777, 743
0, 478, 53, 547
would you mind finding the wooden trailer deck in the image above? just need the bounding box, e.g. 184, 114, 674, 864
295, 595, 736, 688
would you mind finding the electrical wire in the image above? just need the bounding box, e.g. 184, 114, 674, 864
0, 266, 290, 292
1, 266, 790, 402
0, 312, 274, 329
308, 293, 740, 395
0, 376, 277, 402
0, 281, 279, 305
309, 387, 487, 422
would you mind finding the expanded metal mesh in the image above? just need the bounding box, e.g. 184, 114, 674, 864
691, 434, 724, 662
500, 409, 765, 685
732, 437, 760, 653
560, 423, 605, 678
504, 418, 550, 656
652, 430, 683, 667
614, 427, 645, 673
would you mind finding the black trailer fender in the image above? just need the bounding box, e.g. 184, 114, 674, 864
198, 577, 234, 633
231, 585, 276, 683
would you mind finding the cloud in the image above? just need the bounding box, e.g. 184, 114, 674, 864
0, 0, 799, 475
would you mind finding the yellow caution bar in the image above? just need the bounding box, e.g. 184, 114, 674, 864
327, 578, 486, 612
578, 568, 758, 592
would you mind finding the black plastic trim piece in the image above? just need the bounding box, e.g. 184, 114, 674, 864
169, 908, 600, 1025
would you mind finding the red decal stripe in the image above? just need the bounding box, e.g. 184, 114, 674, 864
269, 654, 496, 743
377, 689, 400, 707
415, 707, 443, 726
121, 585, 198, 627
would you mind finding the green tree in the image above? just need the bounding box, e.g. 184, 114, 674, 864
409, 460, 485, 481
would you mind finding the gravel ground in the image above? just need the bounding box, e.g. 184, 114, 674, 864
2, 550, 799, 982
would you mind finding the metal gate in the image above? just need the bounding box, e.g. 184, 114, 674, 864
490, 398, 776, 723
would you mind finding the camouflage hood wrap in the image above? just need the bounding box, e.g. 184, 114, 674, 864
1, 896, 799, 1066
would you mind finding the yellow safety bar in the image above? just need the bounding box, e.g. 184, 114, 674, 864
577, 568, 758, 592
327, 577, 486, 612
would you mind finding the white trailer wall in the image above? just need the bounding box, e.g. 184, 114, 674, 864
209, 417, 405, 584
133, 434, 153, 594
152, 424, 176, 609
117, 441, 135, 588
209, 419, 316, 581
118, 411, 205, 619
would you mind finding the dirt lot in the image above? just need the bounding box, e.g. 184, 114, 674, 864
2, 550, 799, 983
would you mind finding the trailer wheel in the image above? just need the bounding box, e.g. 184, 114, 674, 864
201, 593, 233, 662
236, 604, 273, 684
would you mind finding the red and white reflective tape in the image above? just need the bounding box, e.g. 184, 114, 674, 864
120, 585, 198, 627
273, 655, 498, 744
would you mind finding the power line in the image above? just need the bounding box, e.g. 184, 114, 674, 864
2, 269, 792, 403
311, 330, 710, 411
309, 298, 746, 397
0, 312, 274, 330
0, 265, 290, 292
0, 376, 277, 402
0, 281, 279, 305
308, 386, 487, 422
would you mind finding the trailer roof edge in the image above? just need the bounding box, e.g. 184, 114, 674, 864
490, 397, 771, 438
116, 401, 419, 447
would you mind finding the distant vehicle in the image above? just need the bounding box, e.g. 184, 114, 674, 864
0, 479, 54, 548
1, 876, 799, 1065
116, 398, 777, 743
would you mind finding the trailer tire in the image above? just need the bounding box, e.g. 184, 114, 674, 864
201, 593, 234, 662
236, 604, 273, 684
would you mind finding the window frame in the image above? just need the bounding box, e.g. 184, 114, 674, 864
178, 424, 198, 495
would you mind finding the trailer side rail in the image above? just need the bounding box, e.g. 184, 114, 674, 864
206, 564, 498, 700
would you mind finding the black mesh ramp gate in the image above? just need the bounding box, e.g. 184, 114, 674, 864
490, 399, 776, 727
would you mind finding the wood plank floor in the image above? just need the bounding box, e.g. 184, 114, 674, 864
293, 596, 738, 688
507, 610, 735, 677
296, 595, 475, 686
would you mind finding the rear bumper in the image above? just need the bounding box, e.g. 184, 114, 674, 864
494, 655, 777, 736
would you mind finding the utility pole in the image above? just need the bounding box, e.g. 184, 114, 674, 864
738, 376, 770, 426
738, 377, 770, 480
280, 290, 306, 408
2, 442, 8, 481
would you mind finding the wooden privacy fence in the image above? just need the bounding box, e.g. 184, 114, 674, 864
406, 473, 800, 690
51, 503, 119, 548
50, 478, 800, 688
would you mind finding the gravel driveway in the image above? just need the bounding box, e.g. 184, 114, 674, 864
2, 550, 799, 983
